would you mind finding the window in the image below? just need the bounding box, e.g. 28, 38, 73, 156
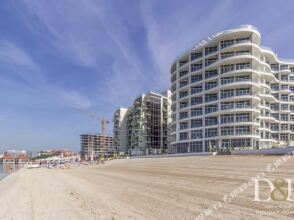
271, 84, 279, 91
221, 114, 234, 124
176, 142, 189, 153
281, 95, 288, 101
236, 62, 250, 70
235, 113, 250, 122
235, 75, 250, 82
221, 89, 234, 99
235, 100, 250, 108
271, 104, 279, 111
221, 52, 234, 59
271, 113, 279, 120
281, 85, 288, 90
271, 64, 279, 71
179, 122, 188, 130
179, 111, 188, 119
179, 91, 188, 98
191, 52, 202, 61
205, 128, 218, 137
205, 117, 218, 126
221, 127, 234, 136
180, 60, 189, 67
221, 77, 234, 85
191, 96, 203, 106
231, 139, 250, 149
235, 126, 250, 134
281, 124, 288, 131
281, 114, 289, 121
220, 39, 234, 49
205, 105, 218, 114
280, 134, 288, 141
191, 63, 202, 72
191, 119, 202, 128
205, 69, 218, 79
190, 141, 202, 152
191, 86, 202, 94
205, 81, 218, 90
221, 102, 234, 110
236, 88, 250, 96
290, 105, 294, 112
191, 74, 202, 83
236, 37, 250, 44
205, 93, 218, 102
281, 104, 288, 110
271, 124, 279, 131
179, 132, 188, 140
205, 55, 218, 66
273, 93, 279, 100
281, 75, 288, 82
205, 46, 218, 55
191, 130, 203, 139
179, 101, 188, 109
179, 71, 188, 78
235, 50, 250, 55
221, 64, 234, 74
179, 80, 188, 88
191, 108, 202, 117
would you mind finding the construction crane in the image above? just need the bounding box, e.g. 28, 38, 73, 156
74, 108, 110, 160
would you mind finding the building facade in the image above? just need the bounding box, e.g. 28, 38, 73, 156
113, 91, 172, 155
80, 134, 115, 160
170, 25, 294, 153
113, 108, 129, 154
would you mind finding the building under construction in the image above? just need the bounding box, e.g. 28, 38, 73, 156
80, 134, 115, 160
113, 90, 172, 155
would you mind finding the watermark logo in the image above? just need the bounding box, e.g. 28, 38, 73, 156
253, 178, 294, 202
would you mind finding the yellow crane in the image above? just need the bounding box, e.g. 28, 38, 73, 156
74, 108, 110, 160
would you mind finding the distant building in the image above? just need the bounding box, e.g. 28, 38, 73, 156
113, 90, 172, 156
0, 154, 16, 164
37, 149, 75, 158
4, 150, 32, 159
16, 154, 29, 164
80, 134, 115, 160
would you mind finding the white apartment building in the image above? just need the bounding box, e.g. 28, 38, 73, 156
113, 108, 129, 154
170, 25, 294, 153
113, 90, 171, 155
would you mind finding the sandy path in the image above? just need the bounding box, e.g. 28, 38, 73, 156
0, 156, 294, 220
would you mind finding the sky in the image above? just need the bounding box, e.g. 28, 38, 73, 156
0, 0, 294, 153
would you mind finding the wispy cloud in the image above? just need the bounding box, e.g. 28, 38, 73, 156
0, 41, 36, 67
0, 39, 93, 110
56, 90, 92, 109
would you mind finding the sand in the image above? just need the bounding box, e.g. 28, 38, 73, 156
0, 156, 294, 220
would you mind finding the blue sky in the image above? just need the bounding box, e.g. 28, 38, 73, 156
0, 0, 294, 153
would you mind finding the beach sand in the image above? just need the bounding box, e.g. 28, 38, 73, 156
0, 156, 294, 220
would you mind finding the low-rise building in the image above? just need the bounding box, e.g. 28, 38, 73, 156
16, 154, 29, 164
0, 154, 16, 164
